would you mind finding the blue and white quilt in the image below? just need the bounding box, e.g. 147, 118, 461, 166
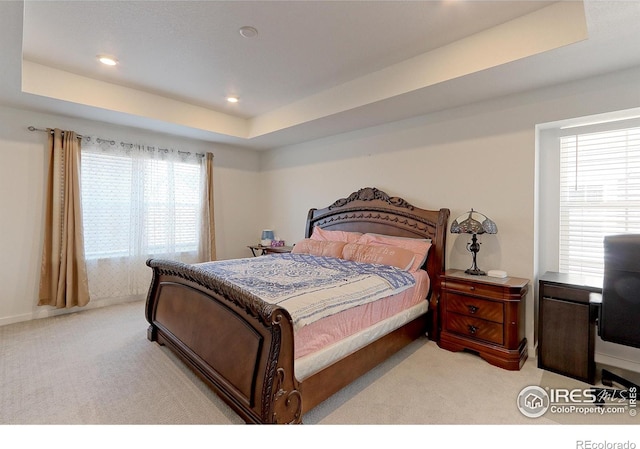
196, 253, 415, 330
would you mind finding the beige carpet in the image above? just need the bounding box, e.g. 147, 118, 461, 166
1, 300, 637, 434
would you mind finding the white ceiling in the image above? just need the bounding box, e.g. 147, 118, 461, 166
2, 1, 640, 150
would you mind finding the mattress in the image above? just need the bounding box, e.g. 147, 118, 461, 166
294, 269, 431, 380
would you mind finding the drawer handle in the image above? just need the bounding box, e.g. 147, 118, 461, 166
468, 325, 479, 335
469, 286, 475, 291
467, 305, 479, 314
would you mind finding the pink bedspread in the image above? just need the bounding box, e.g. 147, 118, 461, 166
294, 270, 430, 359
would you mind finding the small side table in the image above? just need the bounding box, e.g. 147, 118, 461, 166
248, 245, 294, 257
438, 269, 529, 370
538, 271, 601, 384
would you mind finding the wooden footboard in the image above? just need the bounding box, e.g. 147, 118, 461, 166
145, 259, 303, 424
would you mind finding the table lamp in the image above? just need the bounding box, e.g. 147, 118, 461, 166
450, 209, 497, 275
261, 229, 274, 247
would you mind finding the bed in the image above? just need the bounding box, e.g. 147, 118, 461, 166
145, 187, 450, 424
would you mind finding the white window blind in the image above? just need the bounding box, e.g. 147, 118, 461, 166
81, 139, 204, 300
559, 125, 640, 278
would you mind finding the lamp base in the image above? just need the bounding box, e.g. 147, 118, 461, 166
465, 233, 485, 275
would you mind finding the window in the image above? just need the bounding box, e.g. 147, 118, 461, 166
559, 124, 640, 278
81, 139, 206, 300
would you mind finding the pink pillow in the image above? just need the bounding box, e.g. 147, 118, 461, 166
356, 233, 432, 272
341, 243, 415, 271
310, 226, 362, 243
291, 239, 346, 258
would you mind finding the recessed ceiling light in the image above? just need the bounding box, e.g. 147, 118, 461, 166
239, 26, 258, 39
97, 55, 118, 66
226, 96, 239, 103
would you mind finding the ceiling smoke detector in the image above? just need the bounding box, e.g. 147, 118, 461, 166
239, 26, 258, 39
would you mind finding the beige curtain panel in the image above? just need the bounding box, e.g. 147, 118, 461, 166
38, 128, 90, 308
199, 152, 217, 261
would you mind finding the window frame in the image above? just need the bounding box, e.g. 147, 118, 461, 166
542, 117, 640, 279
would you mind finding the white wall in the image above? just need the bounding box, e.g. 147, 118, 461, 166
260, 65, 640, 357
0, 105, 262, 326
3, 64, 640, 365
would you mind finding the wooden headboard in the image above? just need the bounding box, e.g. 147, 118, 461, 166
305, 187, 450, 315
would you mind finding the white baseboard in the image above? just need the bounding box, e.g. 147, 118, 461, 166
594, 337, 640, 373
0, 295, 143, 327
595, 352, 640, 373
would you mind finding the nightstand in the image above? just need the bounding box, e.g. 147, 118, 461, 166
248, 245, 293, 256
438, 269, 529, 370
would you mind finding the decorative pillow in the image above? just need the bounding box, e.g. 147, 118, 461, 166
310, 226, 362, 243
291, 239, 346, 258
341, 243, 415, 271
356, 233, 432, 272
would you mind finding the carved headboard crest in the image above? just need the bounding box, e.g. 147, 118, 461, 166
328, 187, 415, 211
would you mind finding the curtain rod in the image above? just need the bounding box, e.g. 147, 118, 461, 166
28, 126, 84, 139
27, 125, 206, 158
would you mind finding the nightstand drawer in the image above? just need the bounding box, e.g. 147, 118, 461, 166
445, 293, 503, 323
446, 313, 503, 345
443, 280, 501, 299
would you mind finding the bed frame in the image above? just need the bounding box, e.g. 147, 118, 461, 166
145, 187, 449, 424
